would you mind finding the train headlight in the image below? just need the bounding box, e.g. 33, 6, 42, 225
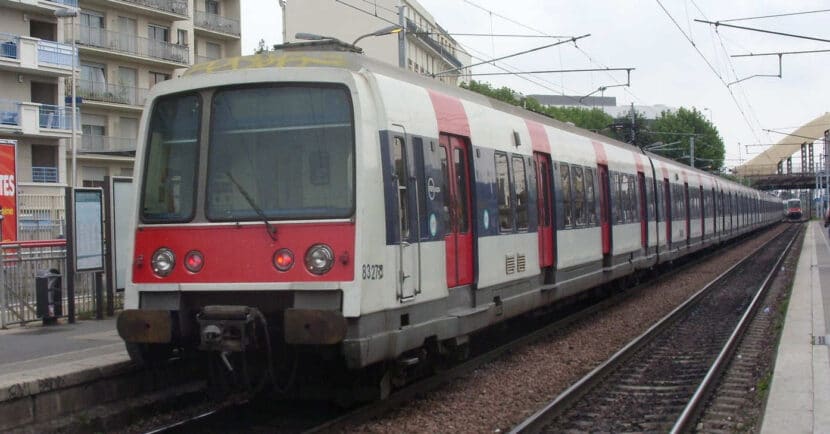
305, 244, 334, 275
184, 250, 204, 273
151, 248, 175, 277
273, 248, 294, 272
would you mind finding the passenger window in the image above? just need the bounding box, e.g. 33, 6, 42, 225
572, 166, 585, 225
495, 152, 513, 231
512, 156, 528, 231
393, 136, 409, 240
560, 163, 572, 228
454, 147, 469, 233
585, 168, 596, 225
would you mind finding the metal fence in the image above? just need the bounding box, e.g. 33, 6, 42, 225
0, 241, 119, 328
18, 193, 65, 240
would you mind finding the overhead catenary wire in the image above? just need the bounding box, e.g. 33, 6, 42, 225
657, 0, 762, 145
718, 8, 830, 23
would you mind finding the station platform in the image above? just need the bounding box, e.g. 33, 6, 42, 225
0, 222, 828, 431
762, 220, 830, 433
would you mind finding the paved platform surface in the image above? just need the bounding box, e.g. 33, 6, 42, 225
0, 317, 128, 378
762, 220, 830, 433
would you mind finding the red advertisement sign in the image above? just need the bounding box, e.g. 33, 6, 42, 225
0, 141, 17, 242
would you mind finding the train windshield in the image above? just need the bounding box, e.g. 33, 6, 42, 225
206, 85, 355, 221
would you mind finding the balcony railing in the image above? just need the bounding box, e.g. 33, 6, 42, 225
47, 0, 78, 7
194, 11, 240, 36
120, 0, 188, 16
71, 24, 189, 64
32, 167, 59, 183
0, 33, 76, 72
37, 39, 76, 69
81, 135, 136, 153
75, 79, 149, 107
1, 34, 19, 59
39, 104, 73, 130
0, 100, 19, 126
405, 18, 464, 69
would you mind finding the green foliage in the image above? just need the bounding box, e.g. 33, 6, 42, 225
459, 82, 726, 172
460, 80, 614, 132
647, 107, 725, 171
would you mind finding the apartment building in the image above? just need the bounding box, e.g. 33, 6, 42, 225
283, 0, 471, 85
0, 0, 240, 198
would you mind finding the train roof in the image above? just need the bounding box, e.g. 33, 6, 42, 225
182, 47, 768, 196
184, 47, 641, 152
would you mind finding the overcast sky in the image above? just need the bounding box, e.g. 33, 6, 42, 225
241, 1, 830, 169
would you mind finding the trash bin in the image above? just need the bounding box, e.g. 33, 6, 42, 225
35, 268, 62, 325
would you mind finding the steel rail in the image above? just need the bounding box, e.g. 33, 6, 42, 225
509, 224, 798, 433
671, 223, 801, 433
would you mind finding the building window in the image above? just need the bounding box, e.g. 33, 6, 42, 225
148, 24, 169, 42
205, 0, 219, 14
31, 145, 57, 183
177, 29, 188, 46
82, 166, 107, 188
206, 42, 221, 60
149, 71, 170, 86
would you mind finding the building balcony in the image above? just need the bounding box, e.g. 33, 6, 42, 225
0, 99, 75, 139
0, 33, 76, 77
69, 24, 189, 67
32, 166, 59, 183
80, 135, 136, 153
405, 18, 464, 69
194, 11, 240, 38
0, 0, 77, 15
73, 79, 149, 109
82, 0, 187, 21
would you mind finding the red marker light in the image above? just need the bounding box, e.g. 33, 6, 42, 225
184, 250, 204, 273
273, 249, 294, 272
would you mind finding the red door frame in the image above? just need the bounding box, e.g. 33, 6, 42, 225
440, 134, 474, 287
534, 153, 554, 267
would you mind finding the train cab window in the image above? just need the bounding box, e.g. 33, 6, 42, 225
585, 168, 596, 225
393, 136, 410, 240
512, 155, 528, 231
560, 163, 573, 228
206, 85, 355, 221
141, 93, 200, 222
495, 152, 513, 231
572, 166, 585, 225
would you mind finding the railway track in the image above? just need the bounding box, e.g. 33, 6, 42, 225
137, 226, 789, 433
510, 223, 801, 433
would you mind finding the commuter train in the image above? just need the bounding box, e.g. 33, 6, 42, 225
117, 42, 781, 396
784, 198, 802, 220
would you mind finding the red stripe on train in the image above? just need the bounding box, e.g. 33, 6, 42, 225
427, 90, 471, 136
525, 120, 551, 153
132, 222, 355, 283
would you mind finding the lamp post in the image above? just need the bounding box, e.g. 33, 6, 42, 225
352, 25, 402, 46
55, 8, 78, 187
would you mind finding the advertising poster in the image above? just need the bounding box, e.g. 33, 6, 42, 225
74, 189, 104, 272
0, 140, 17, 242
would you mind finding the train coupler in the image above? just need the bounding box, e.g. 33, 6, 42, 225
196, 305, 266, 353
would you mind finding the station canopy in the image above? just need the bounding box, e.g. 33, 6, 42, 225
734, 112, 830, 177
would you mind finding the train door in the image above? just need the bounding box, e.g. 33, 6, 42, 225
684, 183, 690, 245
664, 180, 671, 249
638, 172, 647, 249
534, 153, 554, 271
598, 165, 612, 266
439, 134, 473, 288
392, 136, 420, 301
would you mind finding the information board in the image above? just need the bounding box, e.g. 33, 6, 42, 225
74, 188, 104, 272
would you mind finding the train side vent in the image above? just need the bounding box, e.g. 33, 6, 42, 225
517, 254, 526, 273
505, 254, 516, 274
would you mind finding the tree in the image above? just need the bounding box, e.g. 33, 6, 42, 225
648, 107, 724, 172
461, 80, 614, 131
255, 39, 269, 54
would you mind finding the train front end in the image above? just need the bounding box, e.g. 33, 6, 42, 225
116, 61, 360, 383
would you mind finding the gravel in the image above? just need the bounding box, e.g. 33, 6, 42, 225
349, 225, 787, 433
